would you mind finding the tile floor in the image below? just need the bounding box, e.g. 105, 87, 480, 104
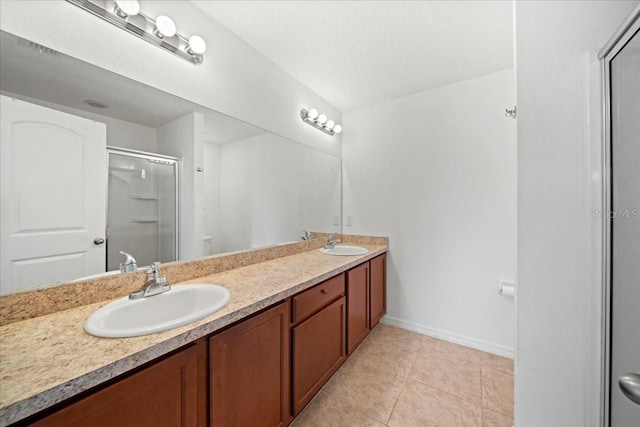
291, 324, 514, 427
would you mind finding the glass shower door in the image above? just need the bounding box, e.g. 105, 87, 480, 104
603, 12, 640, 427
107, 148, 179, 271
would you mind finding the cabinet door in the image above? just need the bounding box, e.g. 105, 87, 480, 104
210, 301, 290, 427
346, 262, 370, 355
292, 296, 346, 415
32, 346, 199, 427
369, 254, 387, 328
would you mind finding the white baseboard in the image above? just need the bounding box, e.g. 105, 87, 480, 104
381, 315, 515, 359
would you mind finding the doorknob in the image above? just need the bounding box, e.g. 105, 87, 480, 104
93, 237, 105, 245
619, 373, 640, 405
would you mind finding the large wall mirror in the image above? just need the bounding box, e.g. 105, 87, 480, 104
0, 30, 342, 295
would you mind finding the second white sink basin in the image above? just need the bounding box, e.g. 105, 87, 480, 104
85, 284, 231, 338
320, 245, 369, 256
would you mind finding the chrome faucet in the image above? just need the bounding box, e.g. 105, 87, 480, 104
301, 230, 314, 241
324, 234, 341, 250
119, 251, 137, 273
129, 262, 171, 299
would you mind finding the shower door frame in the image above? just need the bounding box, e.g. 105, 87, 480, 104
598, 4, 640, 426
106, 146, 181, 268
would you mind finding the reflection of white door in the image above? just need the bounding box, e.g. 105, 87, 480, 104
0, 95, 107, 294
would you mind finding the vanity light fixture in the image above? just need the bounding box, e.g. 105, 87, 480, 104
187, 35, 207, 56
154, 15, 177, 39
65, 0, 207, 64
300, 108, 342, 136
113, 0, 139, 18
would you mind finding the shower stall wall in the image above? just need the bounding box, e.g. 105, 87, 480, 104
106, 147, 179, 271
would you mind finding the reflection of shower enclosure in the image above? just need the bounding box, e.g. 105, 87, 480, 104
107, 148, 179, 271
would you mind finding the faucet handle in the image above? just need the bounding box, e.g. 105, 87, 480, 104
147, 262, 161, 276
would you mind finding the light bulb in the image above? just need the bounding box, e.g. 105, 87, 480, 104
187, 35, 207, 54
307, 108, 319, 120
333, 124, 342, 134
155, 15, 177, 38
317, 114, 327, 124
114, 0, 140, 18
325, 120, 335, 130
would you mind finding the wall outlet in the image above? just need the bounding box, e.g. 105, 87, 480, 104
346, 215, 353, 226
332, 214, 340, 226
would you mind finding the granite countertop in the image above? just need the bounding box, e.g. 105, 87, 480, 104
0, 244, 387, 425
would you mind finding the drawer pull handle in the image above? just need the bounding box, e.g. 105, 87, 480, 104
320, 289, 328, 295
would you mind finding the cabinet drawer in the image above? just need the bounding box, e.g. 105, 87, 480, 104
292, 273, 345, 324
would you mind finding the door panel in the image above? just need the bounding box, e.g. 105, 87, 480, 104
369, 254, 387, 328
292, 297, 346, 415
0, 95, 107, 292
31, 346, 198, 426
346, 262, 370, 354
210, 301, 291, 427
609, 26, 640, 426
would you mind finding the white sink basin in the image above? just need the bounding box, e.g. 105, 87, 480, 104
320, 245, 369, 256
85, 284, 231, 338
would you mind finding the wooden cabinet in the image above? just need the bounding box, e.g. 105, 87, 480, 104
292, 274, 345, 323
346, 253, 388, 353
369, 254, 387, 329
19, 253, 386, 427
31, 345, 201, 427
291, 275, 346, 415
209, 301, 291, 427
346, 262, 370, 354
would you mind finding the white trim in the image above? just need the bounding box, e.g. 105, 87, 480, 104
584, 50, 605, 427
598, 3, 640, 59
381, 315, 515, 359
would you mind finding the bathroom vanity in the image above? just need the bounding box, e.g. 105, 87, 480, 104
0, 237, 387, 426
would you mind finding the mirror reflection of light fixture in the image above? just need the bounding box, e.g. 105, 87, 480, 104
65, 0, 207, 65
300, 108, 342, 137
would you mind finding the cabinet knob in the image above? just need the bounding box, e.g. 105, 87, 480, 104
320, 289, 327, 295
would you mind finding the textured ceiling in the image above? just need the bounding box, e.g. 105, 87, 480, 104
193, 0, 514, 111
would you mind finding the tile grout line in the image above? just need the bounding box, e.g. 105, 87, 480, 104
317, 333, 414, 426
307, 326, 514, 426
384, 335, 425, 426
480, 364, 485, 423
410, 337, 484, 404
407, 373, 483, 407
479, 364, 515, 419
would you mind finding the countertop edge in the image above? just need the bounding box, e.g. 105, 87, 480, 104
0, 247, 387, 425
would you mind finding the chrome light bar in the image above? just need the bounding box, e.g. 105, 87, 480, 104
65, 0, 206, 65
